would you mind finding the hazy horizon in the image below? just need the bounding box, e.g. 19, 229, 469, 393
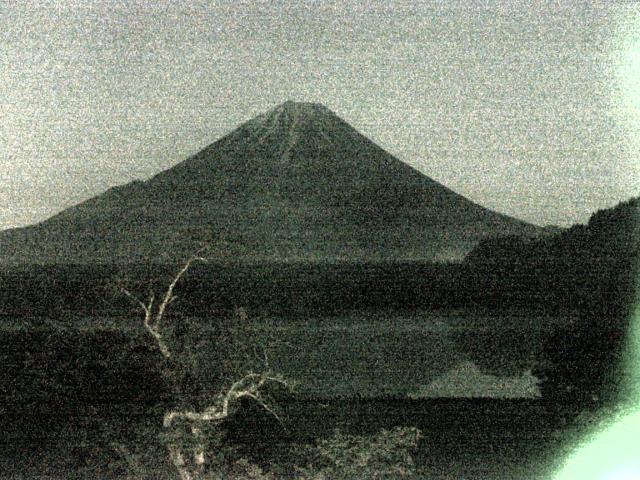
3, 0, 639, 231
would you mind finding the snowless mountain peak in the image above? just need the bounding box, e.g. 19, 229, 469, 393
246, 101, 338, 132
272, 100, 332, 116
0, 102, 542, 264
236, 101, 350, 159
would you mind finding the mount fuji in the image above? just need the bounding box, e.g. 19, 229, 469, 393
0, 101, 542, 264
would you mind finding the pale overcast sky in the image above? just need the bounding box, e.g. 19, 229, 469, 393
1, 0, 639, 229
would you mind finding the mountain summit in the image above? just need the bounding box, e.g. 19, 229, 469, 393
0, 102, 542, 264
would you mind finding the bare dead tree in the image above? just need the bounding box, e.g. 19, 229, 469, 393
162, 370, 288, 480
121, 253, 206, 359
122, 252, 290, 480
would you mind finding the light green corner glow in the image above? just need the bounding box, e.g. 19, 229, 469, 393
552, 408, 640, 480
553, 298, 640, 479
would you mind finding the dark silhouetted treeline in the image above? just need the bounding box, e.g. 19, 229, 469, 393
0, 261, 474, 320
464, 197, 638, 318
465, 197, 639, 405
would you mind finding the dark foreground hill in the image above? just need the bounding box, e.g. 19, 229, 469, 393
0, 101, 541, 264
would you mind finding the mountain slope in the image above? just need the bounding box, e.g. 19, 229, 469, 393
0, 101, 542, 264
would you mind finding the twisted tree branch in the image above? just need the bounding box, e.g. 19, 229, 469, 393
122, 248, 291, 480
122, 251, 206, 359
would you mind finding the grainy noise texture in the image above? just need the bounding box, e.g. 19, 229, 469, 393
1, 0, 639, 230
1, 2, 639, 480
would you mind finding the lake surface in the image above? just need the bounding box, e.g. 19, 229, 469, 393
0, 308, 582, 478
1, 308, 572, 398
245, 310, 571, 397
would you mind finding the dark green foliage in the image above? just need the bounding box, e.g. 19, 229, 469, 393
158, 308, 274, 409
463, 196, 639, 316
291, 427, 422, 479
532, 325, 626, 406
181, 426, 423, 480
1, 326, 167, 408
466, 197, 639, 406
